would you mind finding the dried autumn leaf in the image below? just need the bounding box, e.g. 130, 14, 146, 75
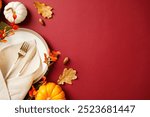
57, 68, 77, 85
44, 49, 61, 67
44, 53, 51, 66
39, 76, 47, 84
34, 1, 53, 19
29, 86, 37, 98
0, 39, 7, 43
0, 22, 17, 42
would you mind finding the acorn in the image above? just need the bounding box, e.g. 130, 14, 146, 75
39, 18, 45, 26
63, 57, 69, 65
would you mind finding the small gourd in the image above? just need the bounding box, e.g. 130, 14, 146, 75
35, 82, 66, 100
4, 2, 27, 24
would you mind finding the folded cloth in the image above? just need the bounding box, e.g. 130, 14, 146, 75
0, 70, 10, 100
0, 40, 43, 100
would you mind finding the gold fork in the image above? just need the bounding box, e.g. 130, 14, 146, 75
5, 41, 29, 79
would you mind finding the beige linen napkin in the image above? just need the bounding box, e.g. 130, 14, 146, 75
0, 40, 43, 100
0, 70, 10, 99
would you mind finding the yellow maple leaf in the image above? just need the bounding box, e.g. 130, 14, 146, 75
57, 68, 77, 85
34, 1, 53, 19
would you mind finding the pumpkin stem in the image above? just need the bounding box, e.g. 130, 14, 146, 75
6, 7, 17, 21
6, 7, 15, 13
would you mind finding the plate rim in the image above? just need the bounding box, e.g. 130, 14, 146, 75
17, 28, 49, 52
16, 28, 49, 83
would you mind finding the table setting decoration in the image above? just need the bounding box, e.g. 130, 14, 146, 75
34, 1, 53, 19
0, 40, 42, 99
0, 0, 77, 100
35, 82, 66, 100
0, 22, 18, 42
4, 1, 27, 24
57, 68, 77, 85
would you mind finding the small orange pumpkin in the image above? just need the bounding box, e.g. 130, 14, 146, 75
35, 82, 65, 100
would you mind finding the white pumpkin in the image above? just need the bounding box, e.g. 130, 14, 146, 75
4, 2, 27, 24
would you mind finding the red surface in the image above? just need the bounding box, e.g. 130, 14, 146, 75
2, 0, 150, 99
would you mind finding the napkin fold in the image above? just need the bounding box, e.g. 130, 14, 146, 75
0, 40, 43, 100
0, 70, 10, 100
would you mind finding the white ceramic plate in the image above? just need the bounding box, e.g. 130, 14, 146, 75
5, 28, 49, 83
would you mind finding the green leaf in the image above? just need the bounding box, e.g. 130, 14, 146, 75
0, 21, 12, 31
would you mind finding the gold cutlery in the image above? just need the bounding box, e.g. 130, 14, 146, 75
17, 45, 36, 76
5, 42, 29, 79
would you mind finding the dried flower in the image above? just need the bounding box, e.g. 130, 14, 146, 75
44, 49, 61, 67
29, 86, 37, 98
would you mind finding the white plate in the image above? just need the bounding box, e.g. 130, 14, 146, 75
3, 28, 49, 83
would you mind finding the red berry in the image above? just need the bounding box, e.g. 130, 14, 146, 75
13, 14, 17, 20
0, 34, 3, 38
0, 30, 4, 38
10, 22, 15, 26
0, 30, 4, 33
12, 25, 19, 30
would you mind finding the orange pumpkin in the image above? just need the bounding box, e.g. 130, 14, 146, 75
35, 82, 65, 100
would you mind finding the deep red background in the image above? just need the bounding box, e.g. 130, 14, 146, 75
2, 0, 150, 99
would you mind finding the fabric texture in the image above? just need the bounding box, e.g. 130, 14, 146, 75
0, 40, 43, 100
